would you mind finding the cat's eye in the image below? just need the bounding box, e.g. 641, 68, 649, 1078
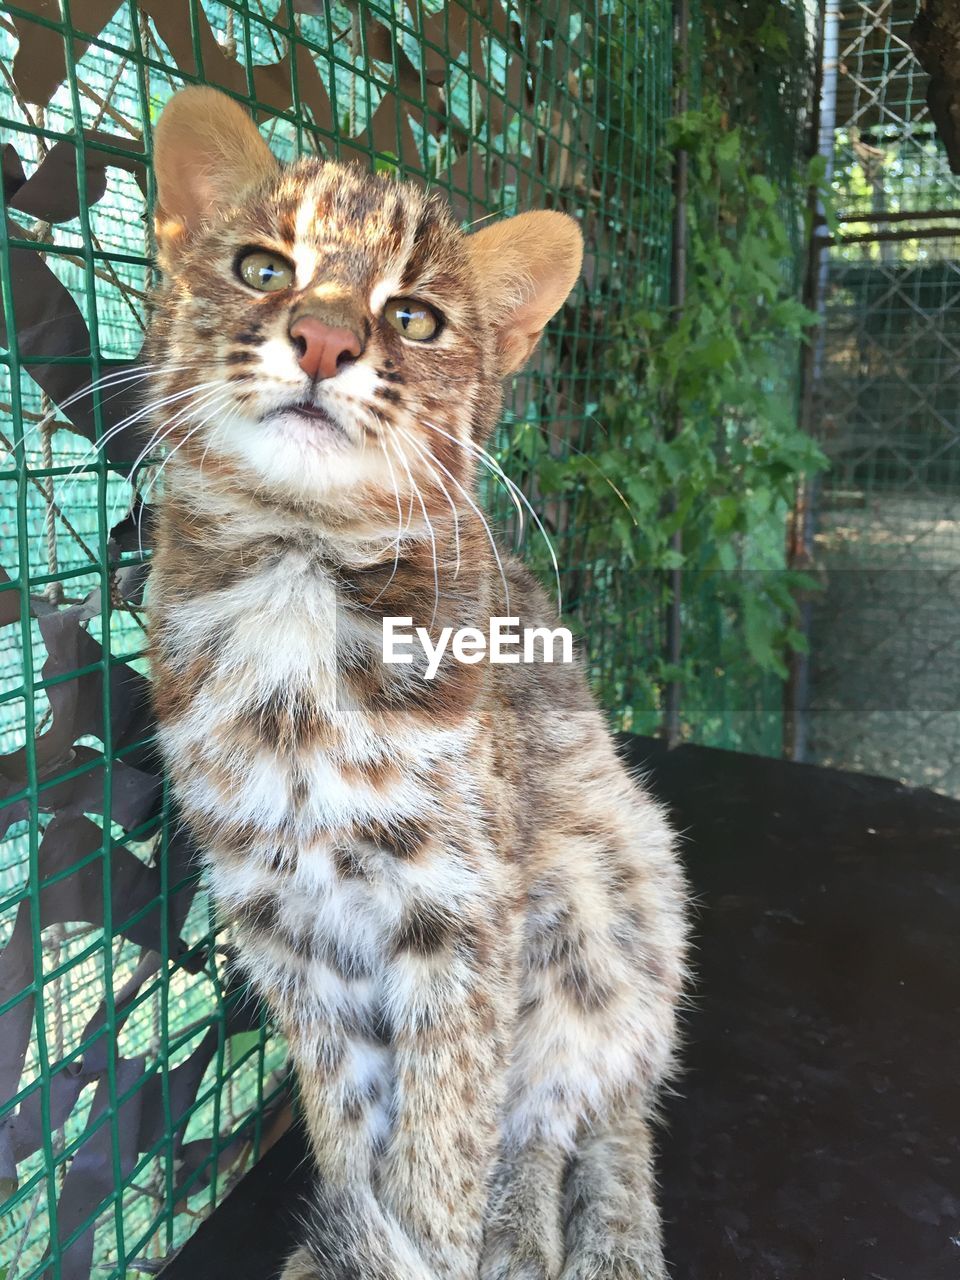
236, 249, 295, 293
383, 297, 441, 341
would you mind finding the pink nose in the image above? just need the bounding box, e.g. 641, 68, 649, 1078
289, 315, 362, 380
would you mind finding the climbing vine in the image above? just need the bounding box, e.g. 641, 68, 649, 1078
502, 81, 831, 741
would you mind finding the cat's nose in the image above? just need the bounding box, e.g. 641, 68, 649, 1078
288, 315, 362, 380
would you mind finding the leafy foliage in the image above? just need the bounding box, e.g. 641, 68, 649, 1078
503, 94, 829, 737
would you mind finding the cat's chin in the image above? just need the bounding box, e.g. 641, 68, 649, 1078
206, 409, 388, 505
263, 403, 349, 445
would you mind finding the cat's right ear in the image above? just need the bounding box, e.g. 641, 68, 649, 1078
152, 87, 279, 266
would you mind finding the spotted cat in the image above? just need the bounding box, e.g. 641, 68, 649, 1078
146, 86, 688, 1280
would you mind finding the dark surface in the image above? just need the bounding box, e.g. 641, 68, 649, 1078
160, 737, 960, 1279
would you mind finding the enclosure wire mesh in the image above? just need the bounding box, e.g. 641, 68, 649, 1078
0, 2, 680, 1273
807, 0, 960, 795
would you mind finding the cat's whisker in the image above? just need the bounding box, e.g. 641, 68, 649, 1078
124, 382, 232, 491
197, 409, 235, 483
3, 363, 197, 457
501, 421, 634, 522
136, 493, 149, 564
29, 382, 229, 565
394, 427, 462, 580
366, 438, 405, 607
380, 441, 406, 545
387, 435, 440, 629
139, 393, 237, 507
464, 208, 504, 229
53, 379, 226, 495
396, 425, 511, 616
126, 397, 236, 566
460, 429, 527, 546
561, 448, 635, 523
54, 362, 173, 412
49, 381, 227, 536
139, 425, 207, 509
474, 444, 527, 544
111, 383, 234, 531
423, 419, 561, 615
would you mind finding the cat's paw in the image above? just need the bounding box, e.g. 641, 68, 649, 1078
480, 1234, 558, 1280
278, 1245, 320, 1280
480, 1256, 554, 1280
558, 1249, 667, 1280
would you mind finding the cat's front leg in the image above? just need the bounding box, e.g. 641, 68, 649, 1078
375, 894, 516, 1280
275, 1010, 439, 1279
480, 1141, 567, 1280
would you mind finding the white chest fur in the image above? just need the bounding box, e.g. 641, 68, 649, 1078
153, 544, 500, 1156
154, 544, 482, 894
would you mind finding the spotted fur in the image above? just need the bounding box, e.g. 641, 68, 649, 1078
146, 88, 688, 1280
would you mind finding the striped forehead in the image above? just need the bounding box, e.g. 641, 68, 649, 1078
270, 168, 425, 292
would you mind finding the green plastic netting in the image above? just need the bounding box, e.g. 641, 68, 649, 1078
0, 0, 817, 1274
0, 3, 675, 1273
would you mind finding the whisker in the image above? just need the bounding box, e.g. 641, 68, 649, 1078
50, 381, 227, 519
33, 384, 230, 566
132, 405, 242, 563
139, 390, 238, 506
367, 437, 405, 606
465, 430, 527, 545
135, 492, 150, 564
395, 424, 511, 615
30, 385, 218, 564
464, 208, 505, 229
423, 419, 561, 614
112, 384, 234, 529
386, 435, 440, 629
394, 427, 461, 579
124, 383, 232, 490
4, 363, 198, 455
196, 407, 236, 483
53, 379, 227, 492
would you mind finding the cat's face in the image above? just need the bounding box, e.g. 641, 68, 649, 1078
148, 88, 582, 521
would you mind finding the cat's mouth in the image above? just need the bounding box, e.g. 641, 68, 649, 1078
265, 401, 346, 437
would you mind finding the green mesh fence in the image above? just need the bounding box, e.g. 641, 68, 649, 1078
677, 0, 813, 758
803, 0, 960, 795
0, 2, 677, 1273
0, 0, 819, 1273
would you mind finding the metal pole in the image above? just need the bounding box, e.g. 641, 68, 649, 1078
663, 0, 689, 749
833, 205, 960, 224
824, 224, 960, 245
784, 0, 839, 761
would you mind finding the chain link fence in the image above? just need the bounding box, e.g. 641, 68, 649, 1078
802, 0, 960, 795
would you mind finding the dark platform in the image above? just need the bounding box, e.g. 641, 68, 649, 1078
161, 738, 960, 1279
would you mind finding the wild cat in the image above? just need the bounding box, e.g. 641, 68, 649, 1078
145, 87, 688, 1279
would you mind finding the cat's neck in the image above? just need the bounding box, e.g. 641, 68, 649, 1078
155, 458, 495, 628
159, 456, 391, 553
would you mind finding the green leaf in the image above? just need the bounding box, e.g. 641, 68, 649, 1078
229, 1030, 262, 1063
373, 151, 399, 175
785, 626, 810, 654
712, 495, 741, 534
750, 174, 777, 206
743, 591, 786, 676
698, 334, 739, 369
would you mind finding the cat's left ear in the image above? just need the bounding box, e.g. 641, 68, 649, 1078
466, 211, 583, 376
152, 86, 280, 265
